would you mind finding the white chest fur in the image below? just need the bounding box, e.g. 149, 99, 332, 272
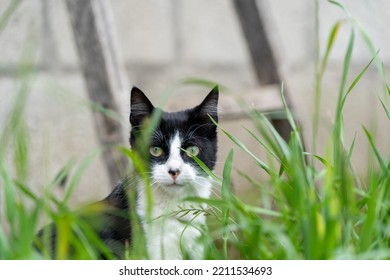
136, 179, 211, 260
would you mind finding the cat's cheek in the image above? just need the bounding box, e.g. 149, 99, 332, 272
176, 164, 197, 185
151, 164, 174, 186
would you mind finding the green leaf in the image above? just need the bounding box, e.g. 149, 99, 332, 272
190, 154, 222, 185
14, 180, 39, 202
221, 149, 234, 259
243, 126, 280, 162
222, 149, 234, 200
62, 149, 102, 205
180, 78, 227, 92
320, 20, 344, 75
337, 27, 355, 112
251, 110, 291, 160
379, 98, 390, 120
1, 163, 16, 226
0, 0, 22, 32
280, 83, 297, 132
328, 0, 352, 17
355, 21, 383, 72
362, 126, 389, 176
210, 117, 271, 174
340, 51, 377, 109
347, 134, 357, 163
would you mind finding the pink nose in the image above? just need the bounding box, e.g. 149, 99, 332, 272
168, 169, 181, 181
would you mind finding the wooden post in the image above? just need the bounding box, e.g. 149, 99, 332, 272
232, 0, 280, 85
233, 0, 293, 141
66, 0, 129, 187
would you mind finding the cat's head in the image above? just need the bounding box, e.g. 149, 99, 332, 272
129, 86, 218, 194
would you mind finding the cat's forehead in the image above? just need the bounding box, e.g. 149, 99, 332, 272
158, 110, 192, 132
162, 109, 191, 121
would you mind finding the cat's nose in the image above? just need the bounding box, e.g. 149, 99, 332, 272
168, 168, 181, 180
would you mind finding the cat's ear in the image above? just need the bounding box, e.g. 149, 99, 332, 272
197, 85, 219, 123
130, 86, 154, 126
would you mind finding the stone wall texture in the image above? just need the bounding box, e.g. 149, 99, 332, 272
1, 0, 389, 207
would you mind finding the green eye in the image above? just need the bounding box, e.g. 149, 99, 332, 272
150, 146, 163, 157
185, 146, 200, 157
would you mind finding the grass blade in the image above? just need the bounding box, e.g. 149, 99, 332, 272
210, 117, 271, 174
379, 98, 390, 120
0, 0, 22, 32
340, 52, 377, 110
280, 83, 297, 132
62, 149, 102, 205
190, 154, 222, 185
362, 126, 389, 176
221, 149, 234, 259
337, 28, 355, 110
0, 163, 17, 228
328, 0, 352, 17
320, 20, 344, 75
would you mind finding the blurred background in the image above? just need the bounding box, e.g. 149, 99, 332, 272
0, 0, 389, 208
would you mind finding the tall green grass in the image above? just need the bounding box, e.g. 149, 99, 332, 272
192, 0, 390, 259
1, 0, 389, 259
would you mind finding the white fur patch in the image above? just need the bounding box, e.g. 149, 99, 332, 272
136, 131, 212, 259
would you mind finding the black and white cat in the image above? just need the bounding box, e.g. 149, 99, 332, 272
38, 86, 219, 260
128, 86, 218, 259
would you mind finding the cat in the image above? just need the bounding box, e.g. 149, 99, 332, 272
36, 86, 219, 260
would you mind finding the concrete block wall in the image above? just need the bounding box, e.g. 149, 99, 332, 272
0, 0, 389, 209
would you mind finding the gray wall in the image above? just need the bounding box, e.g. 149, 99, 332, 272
1, 0, 389, 207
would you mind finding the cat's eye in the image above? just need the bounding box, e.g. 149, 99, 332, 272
185, 146, 200, 157
150, 146, 163, 157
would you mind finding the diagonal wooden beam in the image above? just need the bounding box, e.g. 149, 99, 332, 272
232, 0, 280, 85
66, 0, 129, 187
233, 0, 295, 142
